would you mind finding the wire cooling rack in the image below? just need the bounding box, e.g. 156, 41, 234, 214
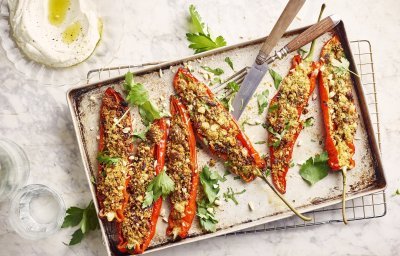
86, 39, 386, 233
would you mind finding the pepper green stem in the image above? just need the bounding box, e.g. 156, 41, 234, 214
341, 168, 348, 225
305, 4, 326, 61
258, 172, 312, 222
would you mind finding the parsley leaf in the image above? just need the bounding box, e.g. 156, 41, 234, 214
224, 57, 234, 70
142, 168, 175, 208
223, 187, 246, 205
331, 57, 359, 77
269, 69, 282, 90
124, 72, 165, 125
201, 66, 224, 75
227, 81, 240, 92
189, 4, 206, 34
200, 165, 223, 203
62, 201, 99, 245
186, 5, 226, 54
304, 117, 315, 127
97, 152, 120, 166
299, 151, 330, 185
393, 189, 400, 196
197, 199, 218, 232
257, 89, 269, 115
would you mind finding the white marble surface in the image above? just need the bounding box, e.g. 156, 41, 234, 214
0, 0, 399, 255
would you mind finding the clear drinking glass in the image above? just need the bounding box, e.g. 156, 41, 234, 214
8, 184, 66, 240
0, 138, 30, 202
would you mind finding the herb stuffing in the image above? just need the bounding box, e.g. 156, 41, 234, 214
186, 5, 227, 54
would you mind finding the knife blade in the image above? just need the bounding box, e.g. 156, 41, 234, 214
231, 62, 268, 118
230, 0, 306, 120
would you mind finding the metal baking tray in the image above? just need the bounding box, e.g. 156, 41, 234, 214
66, 21, 386, 255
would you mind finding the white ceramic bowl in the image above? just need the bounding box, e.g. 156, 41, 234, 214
0, 0, 125, 86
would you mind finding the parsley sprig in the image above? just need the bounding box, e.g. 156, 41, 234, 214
186, 5, 226, 54
197, 166, 224, 232
62, 200, 100, 245
123, 72, 167, 126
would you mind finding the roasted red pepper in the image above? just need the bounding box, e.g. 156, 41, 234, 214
318, 35, 357, 172
267, 55, 320, 194
173, 67, 265, 182
117, 118, 168, 254
97, 88, 133, 222
166, 96, 198, 239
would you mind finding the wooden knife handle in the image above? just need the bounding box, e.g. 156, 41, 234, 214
285, 15, 340, 53
256, 0, 305, 64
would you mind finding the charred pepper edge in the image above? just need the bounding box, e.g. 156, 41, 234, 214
116, 118, 168, 254
97, 88, 132, 222
166, 96, 199, 239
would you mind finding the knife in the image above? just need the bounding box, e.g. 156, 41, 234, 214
231, 0, 306, 119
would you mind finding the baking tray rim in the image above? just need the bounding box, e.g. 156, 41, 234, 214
66, 21, 387, 255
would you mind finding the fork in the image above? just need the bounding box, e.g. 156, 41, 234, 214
212, 15, 340, 95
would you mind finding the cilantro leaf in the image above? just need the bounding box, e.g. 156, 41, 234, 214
257, 89, 269, 115
223, 187, 246, 205
393, 189, 400, 196
97, 152, 120, 166
62, 201, 99, 246
201, 66, 224, 75
142, 168, 175, 208
304, 117, 315, 127
269, 69, 282, 90
186, 5, 226, 54
224, 57, 234, 70
299, 151, 330, 185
